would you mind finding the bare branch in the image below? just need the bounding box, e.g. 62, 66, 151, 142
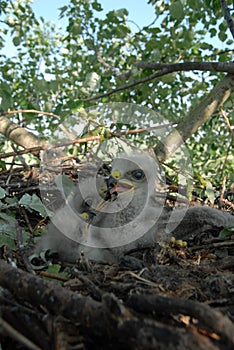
220, 0, 234, 39
82, 62, 234, 102
127, 294, 234, 346
134, 61, 234, 73
0, 109, 61, 120
82, 68, 170, 102
0, 120, 178, 159
219, 107, 234, 137
0, 116, 46, 150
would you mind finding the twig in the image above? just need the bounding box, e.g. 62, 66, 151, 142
191, 240, 234, 251
82, 68, 171, 101
0, 317, 42, 350
0, 122, 178, 159
120, 271, 160, 288
5, 154, 17, 194
220, 175, 227, 203
20, 206, 34, 235
0, 146, 44, 159
11, 143, 30, 169
219, 107, 234, 138
38, 271, 69, 282
219, 197, 234, 210
0, 109, 61, 120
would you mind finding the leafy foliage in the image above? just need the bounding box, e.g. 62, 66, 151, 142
0, 190, 46, 248
0, 0, 233, 185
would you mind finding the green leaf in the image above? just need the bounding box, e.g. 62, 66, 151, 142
46, 264, 62, 275
34, 79, 47, 92
210, 28, 217, 37
48, 80, 59, 92
54, 174, 75, 199
13, 36, 21, 46
0, 212, 17, 246
59, 5, 68, 18
219, 226, 234, 238
4, 197, 18, 205
53, 104, 63, 116
44, 264, 68, 279
0, 233, 16, 249
92, 1, 103, 12
170, 1, 184, 20
115, 8, 129, 19
0, 187, 6, 199
0, 1, 8, 15
19, 194, 47, 217
218, 31, 227, 42
161, 73, 176, 84
0, 160, 6, 171
67, 100, 84, 112
70, 23, 82, 35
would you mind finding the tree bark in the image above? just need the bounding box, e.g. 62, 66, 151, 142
154, 74, 234, 161
0, 116, 46, 149
1, 261, 234, 350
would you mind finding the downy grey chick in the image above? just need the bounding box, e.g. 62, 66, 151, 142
36, 152, 234, 263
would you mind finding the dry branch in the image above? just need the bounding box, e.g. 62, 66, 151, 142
0, 115, 177, 160
1, 260, 233, 349
127, 294, 234, 346
0, 116, 46, 150
134, 61, 234, 73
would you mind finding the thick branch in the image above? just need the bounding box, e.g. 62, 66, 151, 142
127, 294, 234, 346
0, 116, 46, 150
155, 74, 234, 161
83, 62, 234, 102
134, 61, 234, 73
0, 261, 230, 350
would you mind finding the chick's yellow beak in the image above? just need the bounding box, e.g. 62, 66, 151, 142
109, 170, 135, 194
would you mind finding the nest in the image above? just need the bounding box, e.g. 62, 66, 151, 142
0, 162, 234, 350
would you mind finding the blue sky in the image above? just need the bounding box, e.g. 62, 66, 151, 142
31, 0, 155, 28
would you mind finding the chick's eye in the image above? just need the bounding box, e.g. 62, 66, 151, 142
132, 170, 145, 180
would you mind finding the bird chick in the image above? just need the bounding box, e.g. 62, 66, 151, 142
36, 151, 234, 263
35, 164, 108, 262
